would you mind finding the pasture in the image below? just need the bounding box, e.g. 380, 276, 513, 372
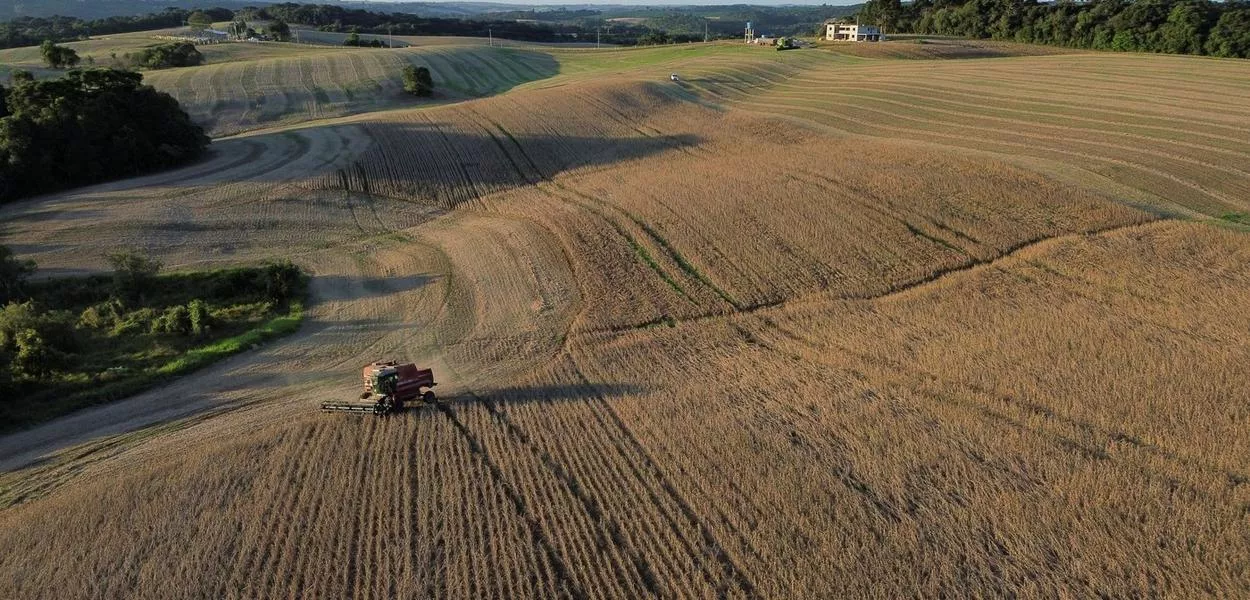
1, 36, 1248, 599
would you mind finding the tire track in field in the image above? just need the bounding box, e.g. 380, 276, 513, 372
432, 399, 587, 600
468, 390, 665, 597
687, 76, 1244, 214
821, 78, 1250, 151
476, 113, 727, 313
776, 85, 1250, 190
563, 358, 761, 599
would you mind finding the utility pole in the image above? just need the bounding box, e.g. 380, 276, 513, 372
597, 27, 601, 49
388, 24, 393, 48
704, 20, 708, 43
488, 28, 492, 47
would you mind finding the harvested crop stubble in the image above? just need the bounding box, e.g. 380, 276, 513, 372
683, 52, 1250, 218
143, 45, 559, 137
2, 44, 1250, 600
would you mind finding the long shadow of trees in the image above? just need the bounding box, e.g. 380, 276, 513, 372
311, 121, 702, 209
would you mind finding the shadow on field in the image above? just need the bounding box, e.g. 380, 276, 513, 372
313, 273, 437, 300
182, 45, 562, 136
415, 383, 646, 412
306, 121, 704, 208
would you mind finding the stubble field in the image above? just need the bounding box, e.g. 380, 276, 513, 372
1, 38, 1248, 598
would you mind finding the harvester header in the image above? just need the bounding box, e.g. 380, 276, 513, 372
320, 361, 437, 415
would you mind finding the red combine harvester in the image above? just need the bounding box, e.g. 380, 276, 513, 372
320, 361, 437, 415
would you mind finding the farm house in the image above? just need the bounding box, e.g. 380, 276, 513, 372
826, 22, 883, 42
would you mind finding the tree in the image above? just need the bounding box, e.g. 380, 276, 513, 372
0, 69, 208, 202
402, 65, 433, 96
267, 19, 292, 42
40, 40, 80, 69
106, 249, 162, 304
228, 18, 249, 41
134, 42, 203, 69
1158, 2, 1207, 54
344, 31, 362, 46
0, 246, 35, 303
13, 328, 52, 379
187, 10, 214, 32
1205, 7, 1250, 57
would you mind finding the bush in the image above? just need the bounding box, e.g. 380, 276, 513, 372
0, 245, 36, 303
267, 19, 291, 41
13, 329, 52, 378
110, 307, 155, 337
0, 302, 77, 355
77, 298, 124, 329
151, 304, 192, 335
40, 40, 80, 69
188, 299, 212, 336
402, 65, 433, 97
258, 260, 303, 304
133, 42, 203, 69
106, 249, 162, 304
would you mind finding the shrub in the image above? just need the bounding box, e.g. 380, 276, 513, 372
106, 249, 162, 304
0, 302, 76, 355
0, 245, 36, 303
188, 299, 213, 336
77, 298, 124, 329
111, 307, 155, 337
13, 328, 52, 378
133, 42, 203, 69
151, 304, 192, 335
257, 260, 303, 304
402, 65, 433, 97
40, 40, 80, 69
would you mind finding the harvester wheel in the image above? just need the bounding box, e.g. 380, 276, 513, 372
422, 390, 436, 404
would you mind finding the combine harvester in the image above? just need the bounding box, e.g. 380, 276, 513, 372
321, 361, 438, 415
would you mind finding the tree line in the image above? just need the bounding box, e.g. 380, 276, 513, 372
857, 0, 1250, 58
0, 7, 235, 49
0, 68, 209, 202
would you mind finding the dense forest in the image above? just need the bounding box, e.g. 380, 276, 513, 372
260, 3, 647, 43
0, 69, 209, 202
0, 7, 234, 49
858, 0, 1250, 58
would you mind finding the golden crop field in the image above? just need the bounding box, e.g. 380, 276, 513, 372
1, 36, 1249, 598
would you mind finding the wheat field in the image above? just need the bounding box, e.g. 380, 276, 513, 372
1, 39, 1248, 598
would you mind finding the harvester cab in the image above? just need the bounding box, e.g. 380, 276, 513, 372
368, 366, 401, 398
321, 361, 437, 415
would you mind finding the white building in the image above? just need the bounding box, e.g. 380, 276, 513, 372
826, 23, 882, 42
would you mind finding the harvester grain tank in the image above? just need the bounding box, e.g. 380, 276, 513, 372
320, 361, 437, 415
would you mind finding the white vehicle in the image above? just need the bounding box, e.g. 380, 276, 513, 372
670, 73, 680, 82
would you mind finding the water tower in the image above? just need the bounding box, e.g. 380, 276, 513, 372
745, 21, 754, 44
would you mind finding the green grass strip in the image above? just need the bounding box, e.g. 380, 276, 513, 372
156, 302, 304, 376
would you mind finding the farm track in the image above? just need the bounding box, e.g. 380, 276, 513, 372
2, 45, 1250, 598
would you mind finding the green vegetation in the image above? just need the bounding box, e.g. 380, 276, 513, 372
402, 64, 434, 96
1221, 212, 1250, 226
0, 7, 234, 50
39, 40, 79, 68
132, 41, 202, 69
186, 10, 214, 33
342, 31, 391, 48
267, 19, 292, 42
0, 68, 207, 202
858, 0, 1250, 58
0, 247, 307, 432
